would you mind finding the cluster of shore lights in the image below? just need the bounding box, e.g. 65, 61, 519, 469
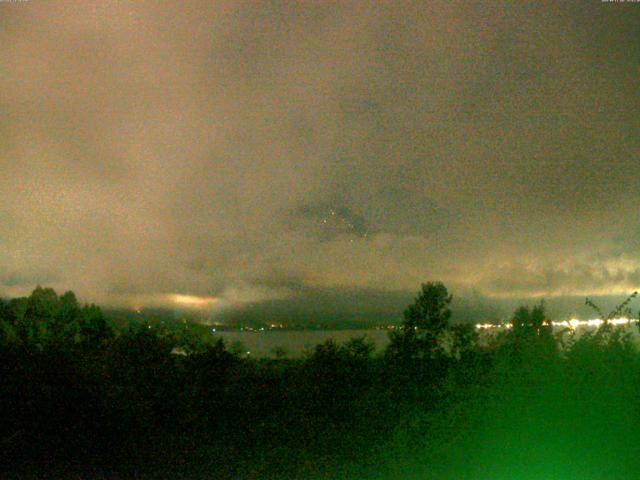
475, 317, 638, 330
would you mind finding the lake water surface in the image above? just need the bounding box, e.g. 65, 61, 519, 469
212, 323, 640, 357
212, 329, 391, 357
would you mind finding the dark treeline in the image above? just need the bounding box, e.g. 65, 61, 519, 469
2, 283, 640, 479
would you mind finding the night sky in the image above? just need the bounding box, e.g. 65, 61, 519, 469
1, 1, 639, 322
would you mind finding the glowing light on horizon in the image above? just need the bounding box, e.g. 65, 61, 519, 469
475, 317, 636, 330
169, 294, 219, 308
476, 323, 512, 330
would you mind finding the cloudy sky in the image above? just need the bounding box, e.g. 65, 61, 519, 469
1, 1, 639, 321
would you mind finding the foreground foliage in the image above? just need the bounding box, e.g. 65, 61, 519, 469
2, 284, 640, 479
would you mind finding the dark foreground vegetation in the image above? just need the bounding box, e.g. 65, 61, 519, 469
2, 284, 640, 479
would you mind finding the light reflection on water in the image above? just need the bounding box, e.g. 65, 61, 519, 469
212, 321, 640, 358
211, 329, 390, 357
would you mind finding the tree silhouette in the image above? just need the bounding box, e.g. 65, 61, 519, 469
511, 302, 551, 339
500, 301, 556, 366
0, 287, 113, 348
18, 286, 57, 344
387, 282, 453, 361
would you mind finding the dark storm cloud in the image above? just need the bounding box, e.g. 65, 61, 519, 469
215, 285, 414, 327
290, 203, 372, 240
1, 270, 59, 289
484, 262, 640, 297
289, 186, 453, 241
1, 1, 639, 317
